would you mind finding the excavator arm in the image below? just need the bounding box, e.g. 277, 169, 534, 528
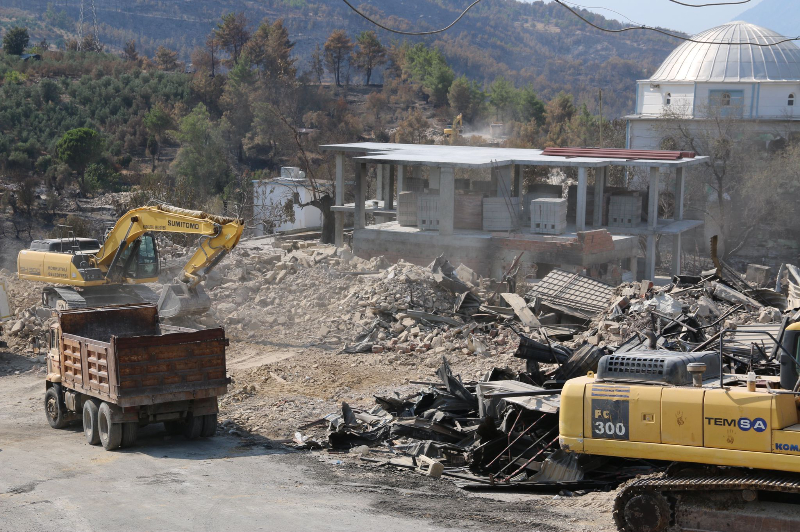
96, 204, 243, 285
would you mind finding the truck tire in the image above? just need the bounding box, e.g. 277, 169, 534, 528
83, 399, 101, 445
121, 422, 138, 448
98, 402, 122, 451
45, 386, 68, 429
201, 414, 217, 437
183, 412, 203, 440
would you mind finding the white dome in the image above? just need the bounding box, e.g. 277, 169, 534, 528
650, 22, 800, 82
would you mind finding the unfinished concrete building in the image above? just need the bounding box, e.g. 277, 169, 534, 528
321, 143, 708, 283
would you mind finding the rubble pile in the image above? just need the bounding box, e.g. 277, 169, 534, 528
0, 269, 49, 352
294, 259, 796, 490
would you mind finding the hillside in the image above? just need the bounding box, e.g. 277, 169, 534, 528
736, 0, 800, 39
0, 0, 683, 118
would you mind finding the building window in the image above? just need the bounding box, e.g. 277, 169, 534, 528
709, 90, 744, 117
665, 93, 671, 105
790, 93, 795, 106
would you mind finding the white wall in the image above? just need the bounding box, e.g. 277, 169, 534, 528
757, 83, 800, 118
637, 82, 694, 117
252, 180, 322, 236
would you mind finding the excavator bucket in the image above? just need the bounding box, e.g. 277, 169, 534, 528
157, 283, 212, 319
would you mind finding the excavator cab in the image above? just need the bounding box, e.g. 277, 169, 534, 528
119, 234, 159, 281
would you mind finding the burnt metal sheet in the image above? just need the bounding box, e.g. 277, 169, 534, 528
527, 269, 614, 316
476, 380, 560, 417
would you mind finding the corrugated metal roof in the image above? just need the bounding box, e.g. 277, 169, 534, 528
650, 22, 800, 82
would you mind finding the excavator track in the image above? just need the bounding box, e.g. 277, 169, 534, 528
614, 467, 800, 532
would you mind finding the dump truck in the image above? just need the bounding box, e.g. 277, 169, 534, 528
18, 204, 243, 318
43, 304, 229, 450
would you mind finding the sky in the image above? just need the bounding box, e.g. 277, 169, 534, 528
538, 0, 764, 35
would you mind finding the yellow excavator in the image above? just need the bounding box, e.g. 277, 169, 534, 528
444, 113, 463, 145
559, 325, 800, 531
17, 204, 243, 318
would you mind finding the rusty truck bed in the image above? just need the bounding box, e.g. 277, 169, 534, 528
56, 304, 229, 407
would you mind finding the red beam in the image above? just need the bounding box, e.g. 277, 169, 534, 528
541, 147, 696, 161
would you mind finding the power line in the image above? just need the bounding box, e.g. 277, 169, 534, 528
667, 0, 752, 6
553, 0, 800, 46
339, 0, 486, 35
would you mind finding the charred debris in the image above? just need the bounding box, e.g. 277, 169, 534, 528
293, 251, 795, 492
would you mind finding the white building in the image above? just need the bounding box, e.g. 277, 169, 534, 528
627, 21, 800, 150
252, 167, 322, 236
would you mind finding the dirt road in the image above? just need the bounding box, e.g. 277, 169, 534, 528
0, 351, 613, 532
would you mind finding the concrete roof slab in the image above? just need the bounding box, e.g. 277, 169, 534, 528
320, 143, 709, 169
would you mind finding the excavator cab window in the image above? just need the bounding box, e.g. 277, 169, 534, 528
119, 234, 159, 280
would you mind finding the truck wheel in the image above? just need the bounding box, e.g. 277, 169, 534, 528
45, 386, 68, 429
121, 422, 138, 448
98, 402, 122, 451
83, 399, 101, 445
201, 414, 217, 437
163, 421, 183, 436
183, 413, 203, 440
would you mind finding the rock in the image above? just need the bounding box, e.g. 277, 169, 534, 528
10, 320, 24, 335
758, 307, 781, 323
372, 345, 384, 353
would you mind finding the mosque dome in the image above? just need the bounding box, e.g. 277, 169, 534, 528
649, 21, 800, 82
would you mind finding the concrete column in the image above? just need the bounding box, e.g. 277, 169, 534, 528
672, 234, 682, 276
648, 166, 660, 230
674, 167, 685, 221
439, 167, 455, 236
593, 166, 606, 227
576, 167, 588, 231
334, 154, 344, 248
413, 166, 423, 190
429, 167, 441, 191
376, 164, 383, 201
627, 255, 638, 281
396, 164, 404, 197
354, 162, 366, 230
645, 235, 656, 280
515, 165, 524, 222
645, 166, 660, 280
495, 165, 513, 197
388, 165, 395, 210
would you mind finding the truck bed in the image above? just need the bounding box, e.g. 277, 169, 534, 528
57, 304, 228, 407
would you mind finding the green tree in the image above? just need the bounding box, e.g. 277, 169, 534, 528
155, 46, 179, 71
448, 76, 471, 116
2, 27, 30, 55
518, 85, 545, 125
544, 92, 576, 147
123, 40, 138, 62
170, 104, 231, 197
324, 30, 353, 86
56, 128, 105, 192
245, 18, 295, 79
423, 62, 454, 107
311, 43, 324, 84
489, 76, 516, 122
353, 31, 386, 85
143, 105, 174, 145
215, 13, 250, 65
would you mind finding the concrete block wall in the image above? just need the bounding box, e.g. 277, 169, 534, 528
397, 192, 418, 227
483, 197, 520, 231
417, 194, 440, 231
608, 195, 642, 228
530, 198, 567, 235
